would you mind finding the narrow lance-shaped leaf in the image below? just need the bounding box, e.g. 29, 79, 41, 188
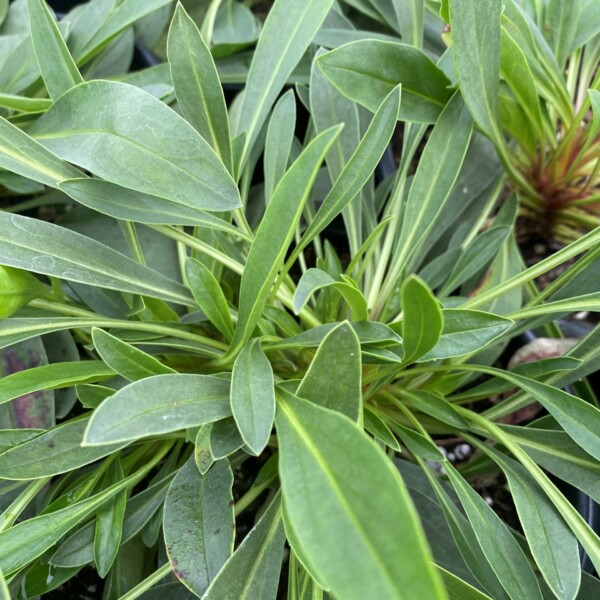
91, 328, 175, 382
487, 369, 600, 464
163, 458, 234, 597
83, 374, 232, 445
186, 258, 234, 342
27, 0, 83, 99
286, 85, 401, 273
72, 0, 173, 63
231, 338, 275, 455
392, 92, 473, 270
474, 441, 581, 600
167, 3, 232, 172
296, 321, 362, 421
31, 81, 241, 212
235, 0, 335, 166
546, 0, 581, 69
94, 460, 127, 578
204, 493, 285, 600
292, 268, 369, 321
316, 41, 451, 122
449, 0, 502, 141
230, 126, 341, 355
0, 213, 194, 306
0, 448, 167, 574
264, 90, 296, 203
0, 115, 83, 188
444, 461, 543, 600
59, 178, 244, 232
400, 276, 443, 365
276, 390, 446, 600
0, 417, 126, 480
0, 361, 114, 406
418, 309, 513, 361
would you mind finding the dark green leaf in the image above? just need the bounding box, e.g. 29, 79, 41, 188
316, 40, 452, 122
296, 321, 361, 421
84, 375, 231, 445
163, 458, 234, 596
231, 339, 275, 455
400, 276, 443, 364
31, 81, 240, 212
276, 390, 445, 599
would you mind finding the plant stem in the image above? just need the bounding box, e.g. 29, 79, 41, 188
0, 478, 50, 533
117, 562, 172, 600
29, 299, 228, 352
462, 225, 600, 309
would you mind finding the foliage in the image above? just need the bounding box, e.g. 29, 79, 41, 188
0, 0, 599, 599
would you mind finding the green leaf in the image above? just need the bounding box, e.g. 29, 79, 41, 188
393, 92, 473, 270
296, 322, 361, 421
276, 390, 445, 600
0, 93, 51, 112
0, 453, 162, 574
400, 276, 443, 365
0, 265, 47, 318
449, 0, 502, 140
59, 178, 243, 231
421, 464, 510, 600
186, 258, 234, 342
234, 0, 335, 165
84, 374, 231, 445
231, 126, 340, 354
209, 417, 245, 460
91, 328, 174, 382
441, 225, 512, 295
364, 408, 401, 451
0, 361, 114, 406
0, 213, 194, 306
27, 0, 83, 100
163, 458, 234, 597
316, 40, 452, 122
267, 321, 402, 351
31, 81, 240, 212
167, 3, 232, 172
402, 390, 469, 429
94, 460, 127, 578
204, 493, 285, 600
0, 115, 82, 188
546, 0, 581, 68
444, 462, 543, 600
500, 27, 544, 139
437, 567, 494, 600
419, 309, 513, 361
502, 426, 600, 505
72, 0, 173, 64
498, 372, 600, 464
231, 338, 275, 455
478, 443, 581, 600
264, 90, 296, 203
293, 268, 369, 321
51, 473, 174, 568
0, 417, 125, 480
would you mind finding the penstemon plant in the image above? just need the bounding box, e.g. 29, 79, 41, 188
0, 0, 599, 599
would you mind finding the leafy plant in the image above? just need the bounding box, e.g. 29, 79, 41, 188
444, 0, 600, 243
0, 0, 599, 599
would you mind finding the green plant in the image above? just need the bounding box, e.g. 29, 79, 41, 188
0, 0, 600, 599
443, 0, 600, 243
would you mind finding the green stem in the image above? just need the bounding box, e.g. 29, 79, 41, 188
462, 226, 600, 309
29, 299, 228, 352
0, 478, 50, 533
117, 562, 172, 600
